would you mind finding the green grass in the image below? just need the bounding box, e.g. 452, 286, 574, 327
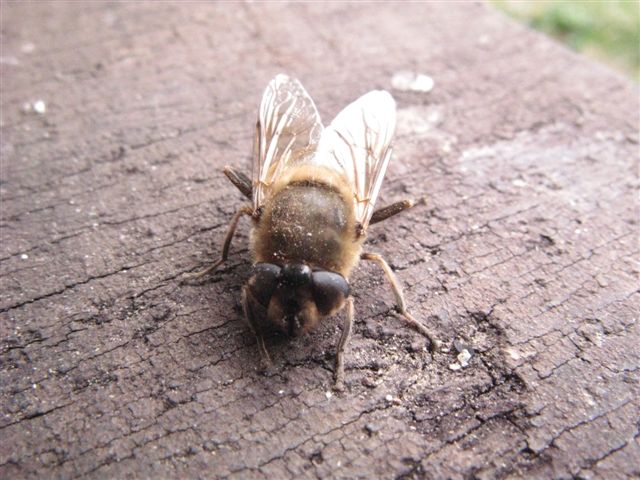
491, 0, 640, 81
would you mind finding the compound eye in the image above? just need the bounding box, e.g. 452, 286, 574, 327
251, 263, 281, 307
311, 271, 349, 315
281, 264, 312, 286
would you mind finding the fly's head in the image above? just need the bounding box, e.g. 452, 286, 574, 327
244, 262, 349, 337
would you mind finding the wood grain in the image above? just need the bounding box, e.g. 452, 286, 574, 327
1, 2, 638, 478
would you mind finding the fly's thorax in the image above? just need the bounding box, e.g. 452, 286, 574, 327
251, 165, 364, 277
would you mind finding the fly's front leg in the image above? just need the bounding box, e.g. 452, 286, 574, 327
184, 203, 253, 280
334, 297, 354, 391
242, 286, 273, 371
361, 252, 440, 351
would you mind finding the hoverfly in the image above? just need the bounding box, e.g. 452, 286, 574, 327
191, 75, 437, 389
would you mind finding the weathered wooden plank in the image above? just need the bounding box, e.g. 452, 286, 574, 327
1, 2, 638, 478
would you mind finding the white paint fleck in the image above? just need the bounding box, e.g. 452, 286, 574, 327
278, 390, 284, 395
325, 391, 333, 400
33, 100, 46, 114
583, 390, 597, 407
385, 394, 393, 402
506, 347, 521, 360
512, 178, 527, 187
20, 253, 29, 260
461, 145, 496, 160
457, 349, 472, 367
392, 71, 435, 93
396, 106, 441, 135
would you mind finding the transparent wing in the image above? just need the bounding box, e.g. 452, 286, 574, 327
317, 90, 396, 229
252, 74, 323, 210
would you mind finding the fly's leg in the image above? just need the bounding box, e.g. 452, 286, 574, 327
369, 197, 426, 225
223, 166, 252, 199
184, 204, 253, 280
242, 286, 273, 370
334, 297, 354, 391
361, 252, 440, 351
255, 335, 272, 369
